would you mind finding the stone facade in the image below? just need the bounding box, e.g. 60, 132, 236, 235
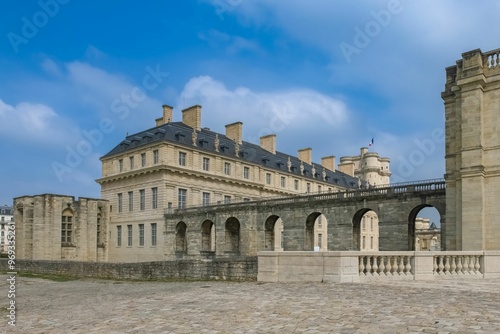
14, 195, 109, 262
442, 48, 500, 250
0, 205, 13, 253
415, 217, 441, 251
338, 147, 391, 186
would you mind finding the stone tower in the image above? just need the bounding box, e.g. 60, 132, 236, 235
442, 48, 500, 250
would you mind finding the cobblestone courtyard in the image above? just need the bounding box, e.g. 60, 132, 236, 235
2, 274, 500, 333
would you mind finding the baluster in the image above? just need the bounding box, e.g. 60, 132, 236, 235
470, 255, 477, 273
450, 256, 457, 275
366, 256, 372, 276
359, 256, 365, 275
474, 256, 481, 274
444, 256, 451, 275
438, 256, 444, 275
462, 256, 470, 274
456, 256, 463, 275
433, 256, 438, 274
372, 256, 379, 276
379, 256, 386, 275
398, 256, 405, 275
386, 256, 393, 275
405, 256, 412, 276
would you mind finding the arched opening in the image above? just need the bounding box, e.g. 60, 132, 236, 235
225, 217, 240, 254
352, 209, 379, 251
264, 215, 282, 251
201, 220, 215, 252
408, 205, 442, 251
305, 212, 327, 251
175, 222, 187, 253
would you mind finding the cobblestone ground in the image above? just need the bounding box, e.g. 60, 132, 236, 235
1, 274, 500, 334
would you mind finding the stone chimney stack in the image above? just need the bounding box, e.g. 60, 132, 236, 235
260, 134, 276, 154
225, 122, 243, 144
298, 148, 312, 165
182, 105, 202, 131
155, 104, 173, 126
321, 156, 336, 171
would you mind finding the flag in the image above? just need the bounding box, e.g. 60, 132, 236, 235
368, 138, 374, 146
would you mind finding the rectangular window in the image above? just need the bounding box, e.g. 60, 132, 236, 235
362, 236, 366, 249
129, 156, 134, 170
202, 192, 211, 206
203, 157, 210, 171
151, 223, 157, 246
117, 225, 122, 247
243, 166, 250, 179
127, 225, 132, 246
179, 152, 186, 166
370, 218, 373, 231
141, 153, 146, 167
118, 193, 123, 213
318, 233, 322, 249
119, 159, 123, 172
178, 188, 187, 209
224, 162, 231, 175
370, 236, 373, 250
280, 176, 286, 188
139, 189, 145, 211
152, 187, 158, 209
318, 185, 322, 193
243, 198, 251, 202
294, 179, 299, 191
362, 219, 366, 231
61, 215, 72, 243
224, 195, 231, 204
96, 217, 101, 244
266, 173, 272, 185
128, 191, 133, 211
153, 149, 159, 164
139, 224, 144, 246
306, 183, 311, 193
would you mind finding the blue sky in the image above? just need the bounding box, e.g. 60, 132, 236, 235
1, 1, 499, 225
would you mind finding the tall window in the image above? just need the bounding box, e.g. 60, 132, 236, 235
179, 152, 186, 166
128, 191, 133, 211
306, 183, 311, 193
362, 236, 366, 249
139, 224, 144, 246
294, 179, 299, 191
117, 225, 122, 247
266, 173, 272, 185
151, 223, 157, 246
280, 176, 286, 188
243, 166, 250, 179
153, 149, 159, 164
61, 210, 73, 243
139, 189, 145, 210
119, 159, 123, 172
127, 225, 132, 246
370, 236, 373, 250
224, 195, 231, 204
318, 185, 322, 193
97, 215, 102, 244
118, 193, 123, 213
178, 189, 187, 209
224, 162, 231, 175
152, 187, 158, 209
203, 157, 210, 171
370, 217, 374, 231
141, 153, 146, 167
129, 156, 134, 170
202, 192, 211, 206
362, 217, 366, 230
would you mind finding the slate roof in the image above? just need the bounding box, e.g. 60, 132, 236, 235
0, 205, 13, 215
102, 121, 364, 189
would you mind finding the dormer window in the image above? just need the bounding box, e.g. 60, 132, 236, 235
198, 138, 209, 148
276, 161, 284, 169
262, 157, 270, 165
175, 132, 185, 142
220, 145, 229, 153
240, 151, 248, 158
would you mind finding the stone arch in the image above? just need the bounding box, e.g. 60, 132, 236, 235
175, 221, 187, 253
408, 204, 443, 251
201, 220, 215, 252
352, 208, 372, 251
264, 215, 282, 251
305, 212, 327, 251
225, 217, 240, 253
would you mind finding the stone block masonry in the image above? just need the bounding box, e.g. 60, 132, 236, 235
0, 257, 258, 281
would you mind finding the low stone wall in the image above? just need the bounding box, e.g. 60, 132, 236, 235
0, 257, 258, 281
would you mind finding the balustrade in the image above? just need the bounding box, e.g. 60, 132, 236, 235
433, 254, 482, 275
359, 255, 413, 276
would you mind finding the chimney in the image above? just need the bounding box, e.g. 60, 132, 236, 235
225, 122, 243, 144
338, 157, 355, 176
260, 134, 276, 154
181, 105, 202, 131
321, 156, 336, 171
298, 148, 312, 165
361, 147, 368, 157
155, 104, 173, 126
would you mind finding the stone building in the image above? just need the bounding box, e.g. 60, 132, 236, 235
0, 205, 14, 253
96, 104, 383, 262
415, 217, 441, 251
443, 48, 500, 250
14, 195, 109, 262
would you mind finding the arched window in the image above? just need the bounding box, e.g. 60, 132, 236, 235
61, 209, 73, 244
